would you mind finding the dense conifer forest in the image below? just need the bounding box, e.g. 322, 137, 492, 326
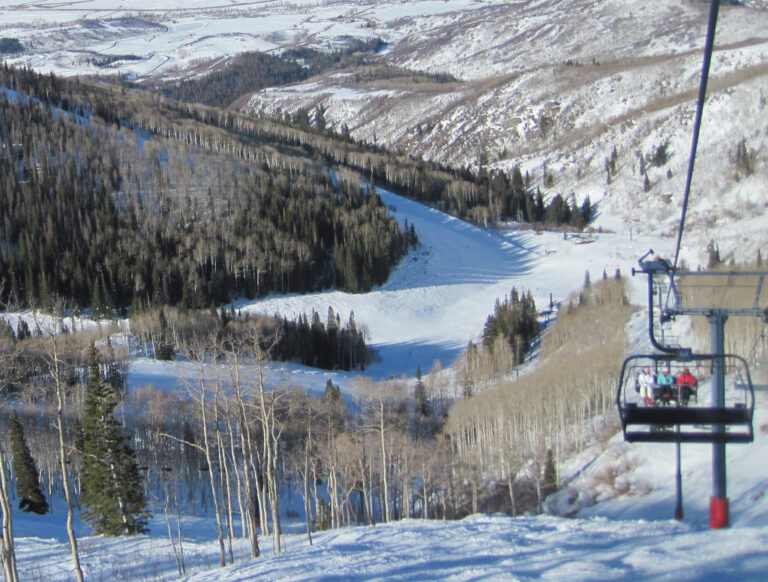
154, 40, 388, 109
0, 65, 411, 314
0, 62, 592, 316
129, 305, 371, 371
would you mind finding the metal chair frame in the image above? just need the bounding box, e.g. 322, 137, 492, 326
617, 353, 754, 444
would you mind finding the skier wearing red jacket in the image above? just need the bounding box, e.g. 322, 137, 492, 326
676, 368, 697, 406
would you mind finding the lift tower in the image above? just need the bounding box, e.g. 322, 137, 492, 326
617, 253, 767, 527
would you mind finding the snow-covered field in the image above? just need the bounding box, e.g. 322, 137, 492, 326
0, 0, 502, 79
2, 1, 768, 580
6, 185, 767, 581
15, 508, 768, 580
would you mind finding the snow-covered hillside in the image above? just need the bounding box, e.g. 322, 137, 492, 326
14, 506, 768, 580
9, 186, 768, 580
219, 189, 669, 385
2, 1, 766, 263
2, 2, 768, 580
243, 0, 768, 267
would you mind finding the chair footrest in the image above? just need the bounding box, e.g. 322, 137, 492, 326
625, 430, 753, 444
623, 406, 750, 426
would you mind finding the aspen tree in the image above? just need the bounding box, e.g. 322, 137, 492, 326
37, 312, 84, 582
0, 331, 19, 582
224, 343, 260, 557
169, 334, 227, 567
248, 328, 285, 555
0, 434, 18, 582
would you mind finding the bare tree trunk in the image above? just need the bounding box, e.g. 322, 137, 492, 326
227, 349, 260, 557
251, 333, 284, 555
216, 430, 234, 564
211, 370, 234, 566
327, 462, 339, 529
257, 466, 269, 537
0, 449, 18, 582
266, 443, 281, 554
176, 342, 227, 569
47, 330, 85, 582
358, 442, 372, 526
303, 424, 313, 546
225, 418, 246, 540
108, 458, 130, 533
379, 405, 390, 523
402, 457, 411, 520
163, 486, 185, 577
311, 461, 321, 529
367, 452, 376, 525
507, 473, 516, 517
200, 381, 226, 567
422, 462, 429, 520
241, 426, 261, 556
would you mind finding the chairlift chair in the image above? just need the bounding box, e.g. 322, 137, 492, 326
616, 353, 754, 444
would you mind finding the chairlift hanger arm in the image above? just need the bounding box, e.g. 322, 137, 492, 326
633, 251, 685, 355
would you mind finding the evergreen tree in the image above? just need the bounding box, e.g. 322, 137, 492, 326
652, 141, 668, 167
542, 448, 558, 498
91, 278, 108, 320
412, 366, 436, 438
80, 345, 149, 535
9, 411, 49, 514
707, 240, 721, 269
482, 287, 539, 366
735, 138, 754, 176
154, 309, 175, 360
16, 320, 30, 341
323, 379, 347, 435
580, 196, 592, 224
414, 367, 430, 418
0, 318, 15, 342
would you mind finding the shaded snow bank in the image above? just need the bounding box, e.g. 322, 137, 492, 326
14, 512, 768, 581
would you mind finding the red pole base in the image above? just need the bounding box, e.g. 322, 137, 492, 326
709, 496, 729, 529
674, 506, 683, 521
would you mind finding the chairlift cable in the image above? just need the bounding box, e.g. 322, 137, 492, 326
671, 0, 721, 273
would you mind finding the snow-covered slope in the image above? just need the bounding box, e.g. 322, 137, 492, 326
222, 188, 667, 385
243, 0, 768, 266
8, 185, 766, 581
15, 511, 768, 580
2, 1, 766, 263
2, 2, 768, 579
12, 408, 768, 580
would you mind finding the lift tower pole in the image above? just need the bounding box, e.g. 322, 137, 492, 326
708, 310, 728, 528
619, 258, 763, 528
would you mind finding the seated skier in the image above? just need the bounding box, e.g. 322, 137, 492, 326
655, 367, 675, 404
676, 368, 698, 406
637, 366, 656, 406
